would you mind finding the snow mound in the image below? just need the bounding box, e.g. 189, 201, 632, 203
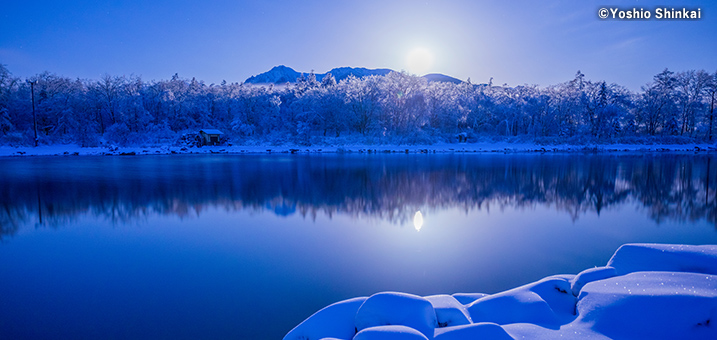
353, 326, 428, 340
423, 295, 471, 327
283, 297, 367, 340
608, 243, 717, 276
433, 322, 513, 340
450, 293, 488, 305
570, 266, 617, 296
466, 275, 576, 327
286, 243, 717, 340
577, 272, 717, 339
354, 292, 437, 339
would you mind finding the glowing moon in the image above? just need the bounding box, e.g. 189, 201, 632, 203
413, 211, 424, 232
406, 48, 434, 75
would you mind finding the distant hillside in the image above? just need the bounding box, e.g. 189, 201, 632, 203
422, 73, 463, 84
244, 65, 464, 84
244, 65, 301, 84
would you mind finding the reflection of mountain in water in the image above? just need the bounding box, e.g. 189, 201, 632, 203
265, 198, 297, 217
1, 154, 715, 238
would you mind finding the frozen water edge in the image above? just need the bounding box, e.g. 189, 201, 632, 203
1, 141, 716, 157
284, 243, 717, 340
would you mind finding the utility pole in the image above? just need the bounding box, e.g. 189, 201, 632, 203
27, 80, 37, 147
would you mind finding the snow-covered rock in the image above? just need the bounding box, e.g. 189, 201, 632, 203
608, 243, 717, 275
286, 243, 717, 340
466, 275, 576, 327
570, 266, 617, 296
354, 292, 437, 339
576, 272, 717, 339
450, 292, 488, 305
433, 322, 513, 340
283, 297, 367, 340
353, 326, 429, 340
423, 295, 471, 327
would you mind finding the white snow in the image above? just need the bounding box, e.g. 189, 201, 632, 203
284, 243, 717, 340
423, 295, 471, 327
354, 326, 429, 340
1, 142, 715, 158
450, 293, 488, 305
466, 275, 577, 328
570, 266, 617, 296
199, 129, 224, 135
283, 297, 367, 340
607, 243, 717, 276
433, 322, 513, 340
354, 292, 437, 339
575, 272, 717, 339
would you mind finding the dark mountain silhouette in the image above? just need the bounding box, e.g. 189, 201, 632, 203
244, 65, 464, 84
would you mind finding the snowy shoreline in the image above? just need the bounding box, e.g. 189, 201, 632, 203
284, 243, 717, 340
1, 142, 716, 157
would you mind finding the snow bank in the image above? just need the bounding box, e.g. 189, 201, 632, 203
466, 275, 576, 328
354, 292, 437, 339
423, 295, 471, 327
354, 326, 428, 340
450, 293, 487, 305
283, 297, 366, 340
2, 141, 716, 157
576, 272, 717, 339
608, 243, 717, 276
285, 243, 717, 340
570, 266, 617, 296
433, 322, 513, 340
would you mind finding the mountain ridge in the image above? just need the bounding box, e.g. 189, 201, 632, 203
244, 65, 464, 84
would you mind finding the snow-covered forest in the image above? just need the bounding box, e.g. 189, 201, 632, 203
1, 64, 716, 147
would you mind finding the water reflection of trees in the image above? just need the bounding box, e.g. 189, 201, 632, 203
0, 154, 715, 237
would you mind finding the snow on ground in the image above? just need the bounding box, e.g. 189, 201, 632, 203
284, 243, 717, 340
1, 141, 716, 157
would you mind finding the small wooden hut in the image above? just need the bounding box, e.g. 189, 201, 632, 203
199, 129, 224, 146
457, 132, 468, 143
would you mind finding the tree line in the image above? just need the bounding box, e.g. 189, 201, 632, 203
1, 64, 716, 146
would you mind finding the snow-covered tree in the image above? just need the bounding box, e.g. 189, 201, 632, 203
704, 71, 717, 141
1, 64, 716, 146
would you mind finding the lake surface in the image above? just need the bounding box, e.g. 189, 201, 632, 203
1, 153, 716, 339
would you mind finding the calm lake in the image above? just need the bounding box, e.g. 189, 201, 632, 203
1, 153, 716, 339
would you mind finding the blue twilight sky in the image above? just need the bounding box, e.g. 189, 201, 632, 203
1, 0, 715, 90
